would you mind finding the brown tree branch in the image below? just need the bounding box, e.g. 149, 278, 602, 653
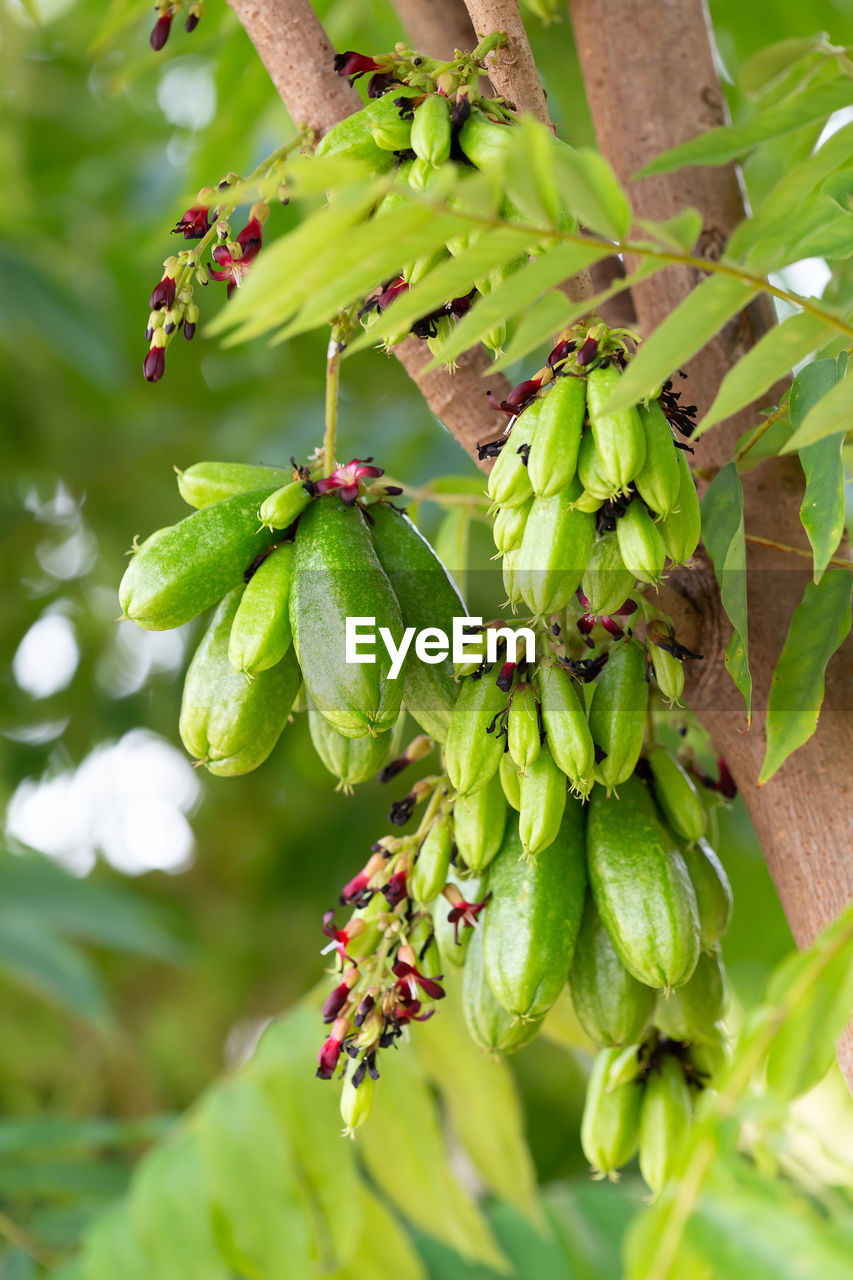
568, 0, 853, 1086
392, 0, 478, 59
462, 0, 551, 124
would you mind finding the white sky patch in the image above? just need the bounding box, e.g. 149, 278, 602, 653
769, 258, 833, 323
13, 613, 79, 698
158, 60, 217, 132
98, 621, 190, 699
816, 106, 853, 147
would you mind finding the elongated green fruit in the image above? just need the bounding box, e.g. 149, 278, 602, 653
516, 477, 595, 616
586, 365, 646, 492
659, 449, 701, 565
463, 921, 544, 1056
580, 1047, 642, 1176
493, 499, 531, 554
635, 400, 681, 517
647, 746, 706, 843
487, 400, 543, 509
120, 490, 278, 631
228, 543, 294, 675
445, 672, 507, 796
502, 546, 522, 607
367, 505, 463, 742
499, 752, 521, 811
518, 743, 567, 856
370, 113, 411, 152
588, 640, 648, 790
411, 93, 451, 166
307, 698, 393, 791
654, 945, 727, 1042
681, 838, 732, 949
316, 89, 417, 169
457, 109, 514, 169
453, 769, 507, 873
177, 461, 291, 509
616, 498, 667, 586
686, 1026, 728, 1083
569, 896, 656, 1047
507, 682, 541, 772
180, 589, 300, 776
258, 481, 314, 530
527, 375, 586, 498
638, 1055, 692, 1197
587, 776, 700, 989
290, 500, 403, 738
411, 813, 453, 906
537, 663, 595, 795
649, 643, 685, 704
581, 532, 636, 618
577, 429, 617, 501
483, 805, 586, 1019
572, 489, 604, 513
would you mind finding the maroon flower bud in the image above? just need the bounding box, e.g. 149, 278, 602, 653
576, 334, 599, 367
381, 868, 408, 907
716, 757, 737, 799
496, 660, 516, 693
172, 205, 210, 239
150, 12, 173, 51
354, 993, 375, 1027
183, 320, 196, 341
333, 51, 382, 84
236, 216, 263, 261
548, 338, 576, 369
316, 1015, 350, 1079
367, 71, 396, 98
185, 13, 200, 32
149, 276, 176, 310
340, 852, 386, 905
143, 346, 166, 383
322, 969, 359, 1023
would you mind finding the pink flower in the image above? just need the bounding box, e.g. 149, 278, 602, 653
314, 459, 384, 506
208, 217, 264, 298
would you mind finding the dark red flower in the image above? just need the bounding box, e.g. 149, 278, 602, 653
172, 205, 210, 239
149, 276, 176, 310
314, 459, 384, 505
392, 945, 445, 1002
322, 969, 359, 1023
340, 852, 386, 906
576, 590, 637, 643
716, 757, 737, 799
443, 885, 492, 943
143, 346, 166, 383
209, 218, 264, 298
487, 374, 548, 416
321, 910, 365, 965
150, 12, 172, 51
333, 51, 381, 84
381, 869, 408, 908
548, 338, 576, 369
576, 333, 600, 367
316, 1015, 350, 1079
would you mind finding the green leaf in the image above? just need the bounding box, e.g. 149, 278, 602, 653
700, 463, 752, 721
0, 914, 110, 1027
129, 1134, 228, 1280
605, 276, 759, 415
695, 310, 835, 436
80, 1204, 152, 1280
759, 571, 852, 784
331, 1187, 427, 1280
551, 147, 632, 240
638, 79, 853, 175
737, 36, 829, 96
637, 209, 703, 253
791, 359, 848, 581
782, 367, 853, 451
433, 509, 472, 600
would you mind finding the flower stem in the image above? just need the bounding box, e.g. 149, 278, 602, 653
733, 404, 788, 463
323, 333, 342, 478
745, 533, 853, 570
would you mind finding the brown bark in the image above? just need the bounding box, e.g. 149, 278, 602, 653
461, 0, 551, 124
569, 0, 853, 1082
392, 0, 478, 59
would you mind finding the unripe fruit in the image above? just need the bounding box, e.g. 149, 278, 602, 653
177, 461, 292, 509
686, 1026, 728, 1083
411, 813, 453, 906
487, 399, 543, 509
316, 88, 418, 171
493, 500, 531, 554
307, 699, 393, 791
616, 498, 667, 586
537, 663, 595, 796
516, 478, 596, 616
502, 546, 523, 607
588, 640, 648, 791
634, 400, 681, 517
258, 481, 313, 531
228, 543, 294, 675
527, 375, 586, 498
647, 747, 707, 843
483, 805, 586, 1020
578, 430, 617, 501
638, 1055, 693, 1197
410, 93, 452, 167
457, 109, 514, 169
462, 921, 544, 1056
654, 945, 728, 1042
571, 489, 604, 514
340, 1068, 375, 1137
681, 838, 733, 950
445, 672, 507, 796
507, 682, 541, 772
587, 777, 701, 990
659, 449, 701, 565
453, 769, 508, 873
499, 752, 521, 811
581, 533, 636, 618
370, 114, 412, 152
649, 643, 685, 704
569, 896, 656, 1047
518, 742, 567, 856
580, 1047, 643, 1177
586, 365, 646, 493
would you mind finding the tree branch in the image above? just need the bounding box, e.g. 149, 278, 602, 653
462, 0, 550, 124
392, 0, 478, 59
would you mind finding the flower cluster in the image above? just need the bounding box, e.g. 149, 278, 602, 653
149, 1, 204, 51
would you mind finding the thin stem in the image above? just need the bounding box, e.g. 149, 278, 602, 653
0, 1210, 53, 1269
745, 533, 853, 571
323, 335, 342, 478
734, 404, 788, 463
381, 477, 490, 509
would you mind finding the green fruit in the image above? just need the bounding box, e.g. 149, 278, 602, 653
499, 752, 521, 811
179, 589, 301, 776
483, 805, 586, 1019
647, 746, 707, 843
493, 500, 531, 554
228, 543, 294, 675
537, 663, 595, 795
580, 1047, 643, 1176
581, 532, 636, 618
463, 921, 544, 1055
516, 478, 596, 616
659, 449, 701, 565
307, 698, 393, 791
681, 838, 733, 949
177, 461, 292, 509
411, 813, 453, 906
316, 90, 418, 170
486, 400, 543, 508
654, 946, 727, 1042
457, 109, 514, 169
518, 743, 567, 856
616, 498, 667, 586
370, 114, 412, 152
258, 481, 314, 530
638, 1055, 692, 1197
588, 640, 648, 790
649, 642, 685, 704
587, 776, 701, 989
634, 400, 681, 517
507, 682, 541, 772
367, 505, 463, 742
527, 375, 586, 498
569, 896, 656, 1047
120, 490, 278, 631
686, 1026, 728, 1083
502, 546, 523, 607
578, 429, 617, 501
290, 500, 404, 738
410, 93, 451, 166
453, 769, 507, 873
586, 365, 646, 493
444, 672, 507, 796
571, 489, 604, 514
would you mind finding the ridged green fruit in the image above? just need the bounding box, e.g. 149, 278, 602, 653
571, 489, 604, 513
462, 922, 544, 1055
120, 490, 278, 631
507, 683, 541, 772
258, 481, 313, 530
588, 640, 648, 790
228, 543, 294, 675
659, 449, 701, 565
586, 365, 646, 493
487, 400, 543, 509
638, 1055, 692, 1197
482, 805, 586, 1019
499, 752, 521, 811
410, 93, 452, 166
370, 113, 411, 152
444, 672, 507, 796
635, 400, 681, 517
410, 812, 453, 907
577, 429, 617, 501
307, 698, 393, 791
453, 769, 507, 873
516, 478, 595, 616
527, 375, 586, 498
368, 505, 463, 742
681, 839, 732, 949
179, 589, 300, 776
502, 546, 522, 607
518, 743, 567, 856
580, 1047, 642, 1177
537, 663, 595, 795
649, 643, 685, 704
290, 500, 404, 738
587, 776, 701, 989
654, 946, 727, 1042
569, 896, 656, 1047
616, 498, 667, 586
316, 89, 418, 170
581, 532, 636, 618
686, 1027, 728, 1083
647, 747, 707, 843
457, 109, 514, 168
177, 461, 291, 509
493, 500, 531, 554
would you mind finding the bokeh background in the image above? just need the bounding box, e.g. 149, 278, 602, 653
2, 0, 853, 1272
